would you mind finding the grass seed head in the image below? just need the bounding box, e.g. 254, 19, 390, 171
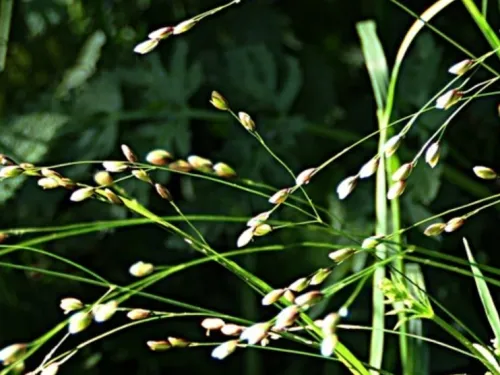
214, 162, 237, 178
147, 340, 171, 351
444, 217, 466, 233
60, 298, 83, 314
103, 161, 128, 173
359, 158, 379, 179
261, 289, 285, 306
38, 177, 60, 190
148, 26, 174, 40
134, 39, 159, 55
129, 261, 154, 277
68, 311, 92, 334
310, 268, 332, 286
336, 175, 358, 200
384, 135, 402, 157
238, 112, 256, 131
127, 309, 151, 320
173, 19, 197, 35
169, 159, 192, 172
387, 180, 407, 200
288, 277, 309, 292
320, 334, 338, 357
273, 305, 299, 330
240, 322, 271, 345
154, 183, 173, 201
93, 300, 118, 323
0, 343, 27, 365
70, 187, 94, 202
295, 168, 316, 186
435, 89, 462, 110
41, 363, 59, 375
424, 223, 446, 237
0, 165, 23, 178
473, 166, 497, 180
392, 163, 413, 181
295, 291, 324, 308
94, 171, 114, 186
220, 324, 244, 336
210, 91, 229, 111
102, 188, 122, 205
237, 227, 254, 248
425, 142, 441, 168
448, 59, 473, 76
268, 188, 291, 204
132, 169, 153, 184
121, 144, 138, 163
328, 248, 356, 263
211, 340, 238, 360
146, 149, 173, 166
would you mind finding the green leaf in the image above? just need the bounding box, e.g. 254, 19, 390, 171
356, 21, 389, 112
56, 30, 107, 97
462, 0, 500, 59
223, 45, 303, 113
275, 56, 302, 113
357, 20, 389, 374
73, 73, 123, 115
0, 112, 68, 203
398, 32, 443, 110
408, 162, 442, 205
463, 238, 500, 343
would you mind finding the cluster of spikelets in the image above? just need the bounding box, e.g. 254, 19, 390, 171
133, 0, 241, 55
329, 57, 498, 239
0, 271, 432, 375
1, 35, 498, 374
422, 165, 499, 237
201, 273, 342, 360
334, 58, 477, 203
0, 296, 121, 375
0, 144, 237, 212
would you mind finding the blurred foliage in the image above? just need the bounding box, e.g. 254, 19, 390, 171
1, 0, 500, 374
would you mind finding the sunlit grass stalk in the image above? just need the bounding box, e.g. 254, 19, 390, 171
356, 21, 389, 373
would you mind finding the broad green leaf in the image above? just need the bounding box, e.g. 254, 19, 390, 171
223, 45, 303, 113
56, 30, 107, 97
463, 238, 500, 343
408, 162, 442, 205
0, 112, 68, 203
73, 73, 123, 115
398, 33, 443, 110
275, 56, 302, 113
169, 41, 203, 103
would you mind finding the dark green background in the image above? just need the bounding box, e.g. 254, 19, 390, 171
1, 0, 500, 374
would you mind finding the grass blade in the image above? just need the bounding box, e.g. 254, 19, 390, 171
404, 264, 430, 375
463, 238, 500, 342
356, 21, 388, 111
462, 0, 500, 57
356, 20, 389, 374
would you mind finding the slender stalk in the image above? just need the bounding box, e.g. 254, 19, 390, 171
370, 109, 388, 374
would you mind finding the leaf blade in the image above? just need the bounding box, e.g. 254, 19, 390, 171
463, 238, 500, 342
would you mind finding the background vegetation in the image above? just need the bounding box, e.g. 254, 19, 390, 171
1, 0, 500, 374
